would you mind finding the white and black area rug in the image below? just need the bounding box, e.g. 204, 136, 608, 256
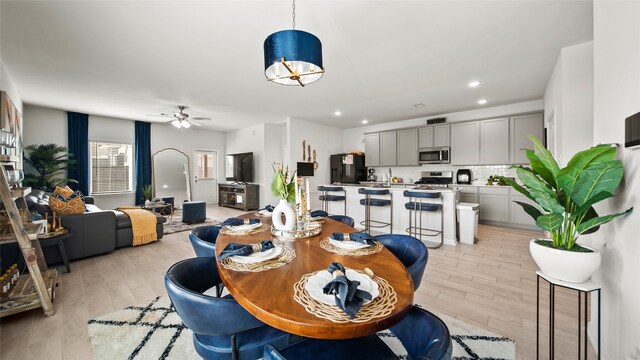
88, 296, 516, 360
162, 218, 222, 235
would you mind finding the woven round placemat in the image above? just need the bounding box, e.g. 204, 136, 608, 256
219, 245, 296, 272
220, 224, 268, 236
318, 237, 384, 256
293, 270, 397, 323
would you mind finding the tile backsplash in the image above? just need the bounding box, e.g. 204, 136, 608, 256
370, 164, 516, 184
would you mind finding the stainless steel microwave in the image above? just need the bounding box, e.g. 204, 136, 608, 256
418, 146, 450, 164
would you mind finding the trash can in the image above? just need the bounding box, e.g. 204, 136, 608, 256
456, 202, 479, 244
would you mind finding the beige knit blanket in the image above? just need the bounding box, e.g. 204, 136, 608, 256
116, 207, 158, 246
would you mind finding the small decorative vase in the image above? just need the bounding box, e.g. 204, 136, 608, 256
272, 199, 295, 231
145, 200, 151, 207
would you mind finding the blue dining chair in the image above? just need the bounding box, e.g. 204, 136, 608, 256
165, 257, 296, 360
374, 234, 428, 291
328, 215, 355, 228
189, 225, 222, 257
263, 305, 452, 360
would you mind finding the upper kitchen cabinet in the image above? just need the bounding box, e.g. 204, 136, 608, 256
418, 127, 434, 148
510, 113, 544, 164
480, 118, 509, 164
451, 122, 479, 165
418, 124, 450, 148
364, 133, 380, 167
380, 131, 398, 166
433, 124, 450, 147
397, 128, 418, 166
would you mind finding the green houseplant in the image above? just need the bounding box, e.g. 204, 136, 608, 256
503, 136, 633, 283
270, 164, 297, 231
142, 184, 153, 205
23, 143, 77, 193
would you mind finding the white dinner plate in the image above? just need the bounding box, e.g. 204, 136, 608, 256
230, 245, 283, 264
304, 269, 379, 306
226, 221, 262, 232
257, 210, 272, 216
329, 237, 371, 250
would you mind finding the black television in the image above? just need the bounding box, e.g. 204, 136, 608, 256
226, 152, 254, 183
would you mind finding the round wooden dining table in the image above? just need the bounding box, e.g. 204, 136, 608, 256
215, 213, 415, 339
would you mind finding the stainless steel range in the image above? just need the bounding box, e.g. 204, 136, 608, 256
413, 171, 453, 188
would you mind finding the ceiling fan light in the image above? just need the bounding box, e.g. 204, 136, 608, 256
171, 120, 182, 128
182, 120, 191, 129
264, 30, 324, 86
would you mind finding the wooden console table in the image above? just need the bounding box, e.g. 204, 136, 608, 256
218, 183, 259, 211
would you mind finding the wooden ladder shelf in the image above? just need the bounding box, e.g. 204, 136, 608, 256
0, 164, 57, 318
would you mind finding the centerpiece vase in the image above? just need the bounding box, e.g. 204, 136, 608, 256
272, 199, 295, 231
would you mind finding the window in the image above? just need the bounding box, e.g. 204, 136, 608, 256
90, 141, 133, 194
196, 151, 217, 179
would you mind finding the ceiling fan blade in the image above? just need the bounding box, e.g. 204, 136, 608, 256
191, 117, 212, 121
146, 114, 173, 118
190, 120, 204, 127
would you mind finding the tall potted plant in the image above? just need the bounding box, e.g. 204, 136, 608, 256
23, 143, 77, 193
270, 163, 296, 231
504, 136, 633, 283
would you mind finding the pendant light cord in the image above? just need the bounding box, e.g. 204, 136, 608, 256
292, 0, 296, 30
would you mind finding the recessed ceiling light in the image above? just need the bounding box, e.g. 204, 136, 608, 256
362, 119, 368, 124
413, 103, 425, 108
334, 111, 342, 116
477, 99, 488, 105
468, 81, 481, 88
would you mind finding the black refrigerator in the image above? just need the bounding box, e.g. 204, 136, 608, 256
330, 154, 367, 183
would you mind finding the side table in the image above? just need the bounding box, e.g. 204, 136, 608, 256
536, 271, 601, 359
38, 231, 73, 273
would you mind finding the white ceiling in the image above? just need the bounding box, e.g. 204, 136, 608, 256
1, 1, 593, 131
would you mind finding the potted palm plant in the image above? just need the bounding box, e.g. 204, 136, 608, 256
504, 136, 633, 283
142, 185, 153, 206
23, 143, 77, 192
270, 164, 296, 231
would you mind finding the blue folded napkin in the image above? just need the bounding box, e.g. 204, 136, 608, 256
222, 218, 260, 226
322, 262, 372, 318
217, 240, 275, 261
310, 210, 328, 218
260, 205, 275, 212
330, 232, 376, 246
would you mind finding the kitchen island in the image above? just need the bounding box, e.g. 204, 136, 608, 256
317, 184, 460, 246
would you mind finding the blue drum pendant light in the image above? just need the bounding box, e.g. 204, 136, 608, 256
264, 0, 324, 87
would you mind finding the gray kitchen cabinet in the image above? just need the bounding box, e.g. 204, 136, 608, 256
364, 133, 380, 167
418, 127, 434, 148
510, 113, 544, 164
509, 193, 541, 228
380, 131, 397, 166
451, 122, 480, 165
480, 118, 509, 164
433, 124, 450, 147
397, 128, 418, 166
478, 187, 510, 223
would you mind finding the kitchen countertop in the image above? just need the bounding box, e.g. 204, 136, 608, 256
328, 182, 456, 192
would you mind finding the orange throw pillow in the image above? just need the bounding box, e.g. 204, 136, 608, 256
49, 187, 86, 215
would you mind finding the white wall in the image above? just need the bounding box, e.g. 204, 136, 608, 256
0, 57, 22, 114
544, 41, 594, 166
225, 124, 266, 206
23, 104, 226, 209
592, 2, 640, 358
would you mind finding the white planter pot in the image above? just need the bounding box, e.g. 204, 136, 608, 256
272, 199, 295, 231
144, 200, 151, 206
529, 239, 601, 283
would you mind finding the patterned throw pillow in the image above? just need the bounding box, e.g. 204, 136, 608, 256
49, 188, 86, 215
53, 185, 74, 199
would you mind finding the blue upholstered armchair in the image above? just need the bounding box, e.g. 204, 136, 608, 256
189, 225, 222, 258
374, 234, 428, 291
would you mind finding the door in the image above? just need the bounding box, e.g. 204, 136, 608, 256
480, 118, 509, 164
379, 131, 397, 166
396, 128, 418, 166
364, 133, 380, 167
418, 127, 434, 148
194, 150, 218, 203
451, 122, 480, 165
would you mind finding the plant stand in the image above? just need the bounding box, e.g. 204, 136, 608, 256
536, 271, 601, 360
0, 164, 57, 318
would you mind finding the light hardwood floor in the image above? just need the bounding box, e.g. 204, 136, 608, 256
0, 206, 595, 360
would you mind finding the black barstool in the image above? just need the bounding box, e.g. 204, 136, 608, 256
404, 190, 443, 249
358, 188, 393, 234
317, 186, 347, 215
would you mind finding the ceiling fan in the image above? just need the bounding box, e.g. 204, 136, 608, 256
148, 105, 212, 129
